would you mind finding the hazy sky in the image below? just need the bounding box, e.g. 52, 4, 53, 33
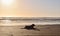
0, 0, 60, 17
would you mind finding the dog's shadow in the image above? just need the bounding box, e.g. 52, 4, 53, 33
20, 24, 40, 31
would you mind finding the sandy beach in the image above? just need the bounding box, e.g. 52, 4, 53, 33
0, 24, 60, 36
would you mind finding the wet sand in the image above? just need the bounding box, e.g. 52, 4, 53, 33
0, 25, 60, 36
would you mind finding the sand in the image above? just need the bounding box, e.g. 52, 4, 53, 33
0, 25, 60, 36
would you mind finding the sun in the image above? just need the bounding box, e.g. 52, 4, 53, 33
1, 0, 14, 5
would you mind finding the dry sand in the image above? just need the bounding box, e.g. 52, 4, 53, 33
0, 25, 60, 36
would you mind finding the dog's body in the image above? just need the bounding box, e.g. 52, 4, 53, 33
24, 24, 35, 29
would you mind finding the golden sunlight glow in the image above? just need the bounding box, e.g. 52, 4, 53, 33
1, 0, 14, 5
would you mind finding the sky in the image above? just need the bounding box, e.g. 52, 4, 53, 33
0, 0, 60, 17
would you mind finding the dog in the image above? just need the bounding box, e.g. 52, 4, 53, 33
21, 24, 40, 31
24, 24, 35, 29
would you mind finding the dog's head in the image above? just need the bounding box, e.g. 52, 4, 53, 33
31, 24, 35, 26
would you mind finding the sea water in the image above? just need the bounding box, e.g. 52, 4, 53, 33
0, 17, 60, 25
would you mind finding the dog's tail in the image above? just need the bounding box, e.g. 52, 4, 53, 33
20, 28, 25, 29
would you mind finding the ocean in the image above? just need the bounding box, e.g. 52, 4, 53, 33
0, 17, 60, 25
